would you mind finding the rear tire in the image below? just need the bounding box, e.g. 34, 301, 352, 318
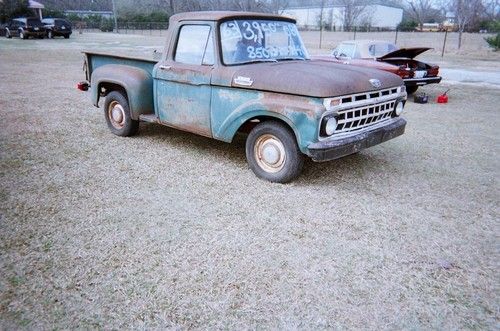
5, 30, 11, 38
246, 121, 304, 183
406, 86, 418, 95
104, 91, 139, 137
19, 31, 26, 39
64, 34, 70, 39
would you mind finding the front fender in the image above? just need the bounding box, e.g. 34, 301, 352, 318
90, 64, 154, 120
212, 89, 323, 154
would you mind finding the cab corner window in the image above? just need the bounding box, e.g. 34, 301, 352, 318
174, 25, 214, 66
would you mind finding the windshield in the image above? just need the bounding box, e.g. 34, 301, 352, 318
332, 43, 356, 58
55, 19, 71, 27
220, 19, 309, 65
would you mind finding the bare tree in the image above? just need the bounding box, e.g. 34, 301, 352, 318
454, 0, 483, 49
482, 0, 500, 20
406, 0, 434, 31
339, 0, 367, 31
268, 0, 291, 14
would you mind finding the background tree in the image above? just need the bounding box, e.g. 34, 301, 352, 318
339, 0, 367, 31
405, 0, 434, 30
0, 0, 31, 23
454, 0, 483, 48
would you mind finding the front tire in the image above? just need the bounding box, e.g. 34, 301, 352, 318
19, 30, 26, 39
246, 121, 304, 183
47, 30, 53, 39
104, 91, 139, 137
5, 30, 12, 38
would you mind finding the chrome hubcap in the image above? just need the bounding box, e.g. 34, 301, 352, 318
108, 101, 125, 129
254, 134, 286, 173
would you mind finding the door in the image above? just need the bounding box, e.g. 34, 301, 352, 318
154, 24, 215, 138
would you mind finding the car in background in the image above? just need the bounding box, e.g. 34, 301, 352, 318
42, 18, 72, 39
314, 40, 441, 94
4, 17, 46, 39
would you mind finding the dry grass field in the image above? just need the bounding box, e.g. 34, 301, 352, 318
0, 32, 499, 329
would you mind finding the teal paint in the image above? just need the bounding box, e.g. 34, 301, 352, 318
210, 86, 323, 154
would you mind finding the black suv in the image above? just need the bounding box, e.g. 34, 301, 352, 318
4, 17, 46, 39
42, 18, 72, 39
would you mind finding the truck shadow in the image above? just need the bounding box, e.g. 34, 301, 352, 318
139, 123, 398, 185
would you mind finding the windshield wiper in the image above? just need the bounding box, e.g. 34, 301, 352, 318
237, 59, 278, 65
277, 57, 306, 61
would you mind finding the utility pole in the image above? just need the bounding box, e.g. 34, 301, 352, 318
319, 0, 325, 49
111, 0, 118, 33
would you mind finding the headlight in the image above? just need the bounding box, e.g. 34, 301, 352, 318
394, 101, 404, 116
324, 117, 338, 136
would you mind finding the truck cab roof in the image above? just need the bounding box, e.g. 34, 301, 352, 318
169, 11, 295, 24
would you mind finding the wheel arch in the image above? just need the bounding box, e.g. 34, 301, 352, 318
90, 64, 154, 120
215, 109, 315, 155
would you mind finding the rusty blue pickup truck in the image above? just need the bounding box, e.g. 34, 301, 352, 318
79, 11, 407, 183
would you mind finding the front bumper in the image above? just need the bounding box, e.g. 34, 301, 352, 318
307, 118, 406, 162
53, 30, 72, 36
404, 76, 442, 86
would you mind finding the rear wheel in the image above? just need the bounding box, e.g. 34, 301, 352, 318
64, 34, 70, 39
246, 121, 304, 183
406, 86, 418, 95
19, 30, 26, 39
5, 30, 11, 38
104, 91, 139, 137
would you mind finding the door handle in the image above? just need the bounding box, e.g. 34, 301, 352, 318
159, 65, 171, 70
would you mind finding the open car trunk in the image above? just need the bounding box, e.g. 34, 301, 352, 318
378, 47, 432, 60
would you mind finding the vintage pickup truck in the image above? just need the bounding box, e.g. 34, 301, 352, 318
79, 11, 407, 183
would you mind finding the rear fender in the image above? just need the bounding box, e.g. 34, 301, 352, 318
90, 64, 154, 120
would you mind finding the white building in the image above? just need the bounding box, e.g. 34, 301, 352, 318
283, 5, 403, 30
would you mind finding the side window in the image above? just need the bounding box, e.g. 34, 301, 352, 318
175, 25, 214, 66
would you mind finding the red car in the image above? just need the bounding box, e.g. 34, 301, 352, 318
314, 40, 442, 94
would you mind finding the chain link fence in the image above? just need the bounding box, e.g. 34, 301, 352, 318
72, 21, 496, 56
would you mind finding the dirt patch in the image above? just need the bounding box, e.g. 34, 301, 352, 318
0, 33, 498, 329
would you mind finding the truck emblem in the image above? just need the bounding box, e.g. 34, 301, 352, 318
369, 79, 382, 88
234, 76, 253, 86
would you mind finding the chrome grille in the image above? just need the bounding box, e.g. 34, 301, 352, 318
336, 100, 395, 133
321, 87, 404, 139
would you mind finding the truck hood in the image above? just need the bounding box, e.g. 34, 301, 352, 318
312, 55, 399, 72
379, 47, 432, 59
230, 60, 402, 98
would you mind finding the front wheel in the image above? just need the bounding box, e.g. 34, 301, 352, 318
19, 30, 26, 39
246, 121, 304, 183
104, 91, 139, 137
47, 30, 53, 39
5, 30, 12, 38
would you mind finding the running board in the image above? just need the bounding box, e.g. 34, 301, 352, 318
139, 114, 160, 123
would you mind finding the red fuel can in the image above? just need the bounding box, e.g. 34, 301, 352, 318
437, 89, 450, 103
